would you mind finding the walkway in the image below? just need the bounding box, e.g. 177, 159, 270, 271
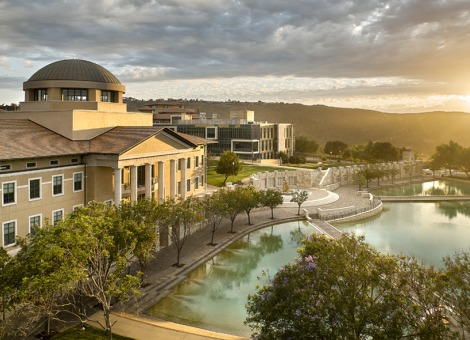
309, 219, 344, 240
87, 184, 373, 340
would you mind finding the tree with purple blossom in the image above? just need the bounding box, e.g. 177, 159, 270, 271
246, 234, 451, 339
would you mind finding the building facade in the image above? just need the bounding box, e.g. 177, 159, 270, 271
0, 59, 209, 252
154, 109, 295, 161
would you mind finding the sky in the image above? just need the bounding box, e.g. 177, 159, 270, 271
0, 0, 469, 113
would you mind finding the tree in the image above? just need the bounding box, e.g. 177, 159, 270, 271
290, 190, 309, 215
65, 202, 142, 340
0, 248, 15, 338
216, 151, 243, 186
294, 136, 320, 158
117, 199, 159, 273
237, 186, 261, 225
158, 197, 204, 267
432, 140, 463, 176
440, 251, 470, 338
259, 189, 284, 219
277, 151, 289, 164
324, 140, 348, 158
246, 234, 452, 340
458, 147, 470, 178
202, 191, 227, 246
288, 153, 306, 164
13, 225, 83, 338
218, 187, 243, 233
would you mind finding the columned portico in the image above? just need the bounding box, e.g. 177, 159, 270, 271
180, 158, 187, 200
130, 165, 138, 202
145, 163, 152, 199
158, 161, 165, 203
114, 168, 122, 206
170, 159, 176, 198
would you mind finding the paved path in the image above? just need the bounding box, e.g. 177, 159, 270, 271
87, 184, 383, 339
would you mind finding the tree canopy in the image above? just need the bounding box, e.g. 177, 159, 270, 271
216, 151, 243, 186
246, 234, 452, 340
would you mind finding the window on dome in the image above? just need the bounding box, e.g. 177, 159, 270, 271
101, 90, 117, 103
62, 89, 88, 101
33, 89, 48, 101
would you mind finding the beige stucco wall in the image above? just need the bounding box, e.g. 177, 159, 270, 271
0, 161, 86, 248
0, 110, 153, 140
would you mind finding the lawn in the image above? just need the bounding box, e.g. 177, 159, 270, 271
206, 164, 285, 187
52, 324, 133, 340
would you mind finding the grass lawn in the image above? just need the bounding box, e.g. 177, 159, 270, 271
206, 164, 285, 187
52, 324, 133, 340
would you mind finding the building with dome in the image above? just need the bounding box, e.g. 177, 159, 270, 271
0, 59, 210, 252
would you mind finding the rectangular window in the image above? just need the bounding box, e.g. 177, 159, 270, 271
34, 89, 48, 101
177, 160, 182, 171
26, 162, 36, 168
0, 164, 11, 171
3, 221, 16, 247
201, 175, 204, 186
205, 127, 217, 139
73, 172, 83, 192
29, 215, 41, 236
62, 88, 88, 101
187, 157, 191, 169
177, 181, 181, 195
100, 90, 116, 102
186, 179, 191, 192
29, 178, 41, 200
50, 160, 59, 166
73, 204, 84, 211
71, 158, 79, 163
52, 209, 64, 225
201, 155, 204, 166
52, 175, 63, 196
195, 156, 199, 168
2, 181, 16, 205
195, 177, 199, 190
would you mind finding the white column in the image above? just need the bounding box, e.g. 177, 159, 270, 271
158, 161, 165, 203
114, 168, 122, 206
145, 163, 152, 199
130, 165, 138, 202
170, 159, 176, 199
180, 158, 187, 200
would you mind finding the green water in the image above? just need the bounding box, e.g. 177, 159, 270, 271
372, 179, 470, 196
337, 201, 470, 267
146, 220, 315, 337
146, 180, 470, 336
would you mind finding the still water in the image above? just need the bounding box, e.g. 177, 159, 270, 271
146, 220, 315, 337
372, 179, 470, 196
337, 202, 470, 267
147, 180, 470, 336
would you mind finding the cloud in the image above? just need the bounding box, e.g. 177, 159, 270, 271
0, 0, 469, 111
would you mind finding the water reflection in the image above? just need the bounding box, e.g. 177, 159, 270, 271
338, 202, 470, 267
146, 220, 314, 337
436, 201, 470, 219
373, 180, 470, 196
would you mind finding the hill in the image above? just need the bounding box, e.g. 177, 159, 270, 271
126, 99, 470, 157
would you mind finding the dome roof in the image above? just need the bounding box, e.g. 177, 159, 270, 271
27, 59, 121, 84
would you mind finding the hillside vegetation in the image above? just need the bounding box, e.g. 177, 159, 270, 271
126, 98, 470, 157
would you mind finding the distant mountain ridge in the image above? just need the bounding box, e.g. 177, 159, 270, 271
126, 99, 470, 157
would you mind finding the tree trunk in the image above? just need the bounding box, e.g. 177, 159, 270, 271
210, 227, 215, 246
271, 208, 274, 219
104, 308, 113, 340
